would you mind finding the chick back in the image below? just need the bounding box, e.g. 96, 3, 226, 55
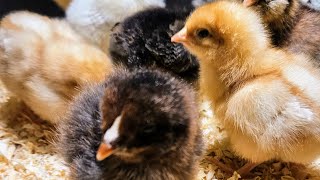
109, 8, 199, 84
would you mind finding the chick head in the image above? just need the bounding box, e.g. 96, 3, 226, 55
171, 1, 269, 63
96, 69, 197, 163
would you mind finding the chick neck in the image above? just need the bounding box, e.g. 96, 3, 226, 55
199, 39, 283, 104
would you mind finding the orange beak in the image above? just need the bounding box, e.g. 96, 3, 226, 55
96, 142, 114, 161
171, 27, 188, 44
243, 0, 257, 7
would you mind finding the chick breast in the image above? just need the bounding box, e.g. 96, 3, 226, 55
58, 68, 203, 180
109, 8, 199, 84
0, 11, 112, 123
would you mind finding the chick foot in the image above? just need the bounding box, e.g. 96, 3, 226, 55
207, 157, 235, 174
289, 163, 310, 179
236, 162, 259, 177
208, 157, 258, 178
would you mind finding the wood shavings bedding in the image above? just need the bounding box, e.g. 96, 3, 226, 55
0, 81, 68, 179
0, 81, 319, 180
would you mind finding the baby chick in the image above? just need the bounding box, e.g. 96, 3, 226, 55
0, 0, 65, 18
58, 68, 203, 180
0, 11, 113, 123
172, 0, 320, 176
243, 0, 320, 63
109, 8, 199, 84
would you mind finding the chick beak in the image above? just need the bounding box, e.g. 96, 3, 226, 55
96, 142, 114, 161
243, 0, 257, 7
171, 27, 188, 44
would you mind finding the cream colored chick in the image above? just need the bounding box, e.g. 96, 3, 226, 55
0, 11, 113, 123
172, 1, 320, 176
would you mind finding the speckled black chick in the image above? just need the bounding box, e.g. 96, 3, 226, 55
0, 0, 65, 19
58, 69, 203, 180
244, 0, 320, 62
109, 8, 200, 84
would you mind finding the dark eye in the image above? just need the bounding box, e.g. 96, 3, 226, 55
196, 28, 210, 38
142, 125, 156, 134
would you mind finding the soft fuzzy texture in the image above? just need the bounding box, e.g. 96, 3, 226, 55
66, 0, 166, 52
0, 0, 65, 18
0, 11, 113, 123
109, 8, 199, 84
246, 0, 320, 63
174, 0, 320, 169
65, 0, 214, 53
300, 0, 320, 10
58, 69, 203, 180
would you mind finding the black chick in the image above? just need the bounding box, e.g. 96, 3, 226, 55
58, 68, 203, 180
0, 0, 65, 19
109, 8, 200, 84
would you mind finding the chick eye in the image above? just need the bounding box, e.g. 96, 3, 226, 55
142, 125, 156, 134
196, 29, 210, 38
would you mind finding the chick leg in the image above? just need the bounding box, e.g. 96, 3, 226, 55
289, 163, 309, 179
236, 162, 259, 177
207, 157, 235, 174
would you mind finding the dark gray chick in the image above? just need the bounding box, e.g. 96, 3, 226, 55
58, 68, 203, 180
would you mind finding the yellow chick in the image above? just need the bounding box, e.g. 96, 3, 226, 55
172, 1, 320, 176
0, 11, 113, 123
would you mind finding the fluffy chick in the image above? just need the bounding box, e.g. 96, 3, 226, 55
172, 0, 320, 175
0, 11, 113, 123
109, 8, 199, 84
0, 0, 65, 18
58, 69, 203, 180
243, 0, 320, 63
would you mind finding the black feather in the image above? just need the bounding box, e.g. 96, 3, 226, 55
109, 8, 200, 84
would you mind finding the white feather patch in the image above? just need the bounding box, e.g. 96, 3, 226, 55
103, 115, 122, 144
